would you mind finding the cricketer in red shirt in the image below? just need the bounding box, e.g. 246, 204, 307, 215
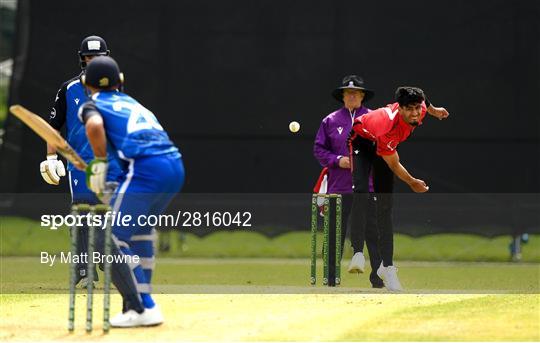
350, 91, 449, 193
354, 101, 426, 156
347, 86, 449, 292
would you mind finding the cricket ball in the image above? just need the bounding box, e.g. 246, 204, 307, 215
289, 121, 300, 133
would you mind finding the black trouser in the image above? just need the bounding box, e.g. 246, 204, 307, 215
71, 210, 99, 282
84, 227, 145, 313
327, 193, 383, 284
350, 136, 395, 267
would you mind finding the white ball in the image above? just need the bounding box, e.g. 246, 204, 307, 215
289, 121, 300, 133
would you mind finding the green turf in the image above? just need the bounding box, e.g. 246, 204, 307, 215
340, 294, 540, 341
0, 83, 7, 128
1, 216, 539, 262
1, 293, 538, 341
1, 257, 538, 294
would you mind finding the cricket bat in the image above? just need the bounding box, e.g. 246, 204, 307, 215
9, 104, 87, 171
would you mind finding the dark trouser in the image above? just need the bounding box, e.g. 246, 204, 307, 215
359, 194, 384, 284
328, 193, 383, 285
350, 136, 395, 267
71, 213, 99, 283
92, 228, 145, 313
69, 225, 144, 313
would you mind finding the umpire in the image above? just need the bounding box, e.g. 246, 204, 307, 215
313, 75, 383, 288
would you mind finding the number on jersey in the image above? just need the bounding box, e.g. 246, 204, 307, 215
113, 101, 164, 133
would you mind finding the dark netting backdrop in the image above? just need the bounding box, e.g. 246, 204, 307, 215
1, 0, 539, 236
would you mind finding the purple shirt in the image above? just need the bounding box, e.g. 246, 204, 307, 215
314, 106, 371, 194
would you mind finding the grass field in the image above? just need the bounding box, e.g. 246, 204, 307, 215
1, 216, 539, 341
1, 257, 539, 341
0, 83, 7, 128
1, 257, 539, 293
1, 216, 539, 262
1, 293, 538, 341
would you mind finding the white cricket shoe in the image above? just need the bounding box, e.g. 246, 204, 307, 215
109, 310, 140, 328
377, 263, 403, 292
347, 252, 365, 273
142, 305, 164, 326
110, 305, 164, 328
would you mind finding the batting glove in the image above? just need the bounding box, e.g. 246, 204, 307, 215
40, 154, 66, 185
86, 157, 108, 195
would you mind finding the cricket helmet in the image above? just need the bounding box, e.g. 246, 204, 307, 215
81, 56, 124, 90
78, 35, 110, 68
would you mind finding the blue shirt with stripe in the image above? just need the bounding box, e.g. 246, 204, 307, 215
79, 90, 180, 164
51, 77, 122, 181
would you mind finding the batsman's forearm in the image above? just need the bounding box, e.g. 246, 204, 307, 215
46, 142, 57, 155
85, 118, 107, 158
46, 130, 61, 154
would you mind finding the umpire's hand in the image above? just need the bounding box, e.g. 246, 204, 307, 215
338, 156, 350, 169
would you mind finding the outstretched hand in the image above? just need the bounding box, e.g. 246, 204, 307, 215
428, 106, 449, 120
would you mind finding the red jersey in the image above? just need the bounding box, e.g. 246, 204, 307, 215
352, 102, 427, 156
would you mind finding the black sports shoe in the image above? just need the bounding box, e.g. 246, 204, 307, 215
370, 275, 384, 288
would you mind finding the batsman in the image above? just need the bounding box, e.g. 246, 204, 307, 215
42, 36, 123, 287
79, 56, 185, 327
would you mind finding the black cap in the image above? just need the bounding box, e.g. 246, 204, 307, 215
83, 56, 123, 89
332, 75, 374, 103
79, 35, 109, 57
78, 35, 110, 68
